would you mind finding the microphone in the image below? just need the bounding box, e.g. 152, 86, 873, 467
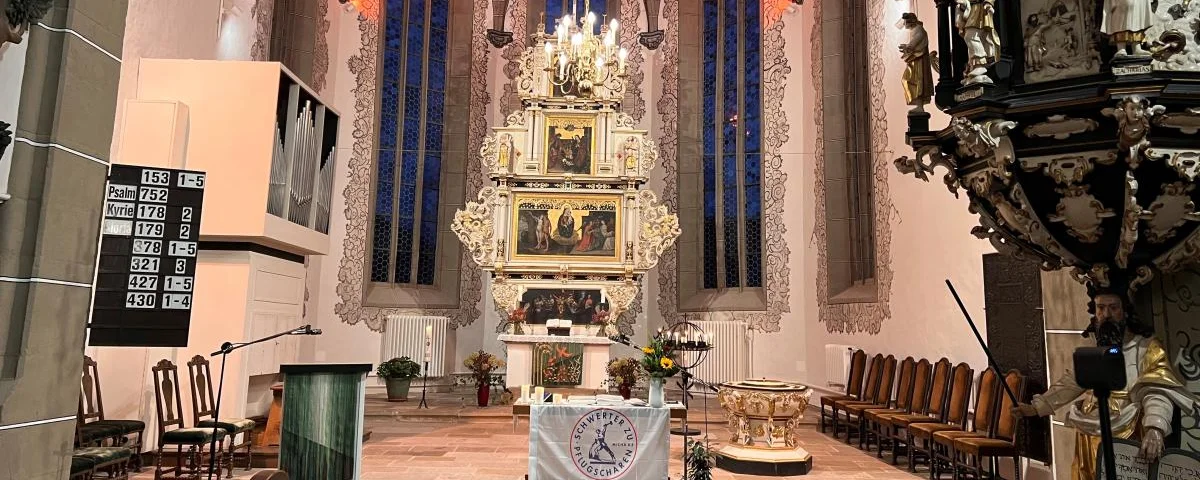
301, 325, 322, 335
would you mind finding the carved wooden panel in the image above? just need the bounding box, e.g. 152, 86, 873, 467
983, 253, 1050, 463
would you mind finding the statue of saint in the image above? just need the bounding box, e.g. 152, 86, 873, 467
954, 0, 1001, 85
1014, 288, 1199, 480
1, 0, 52, 45
1102, 0, 1154, 57
898, 13, 934, 112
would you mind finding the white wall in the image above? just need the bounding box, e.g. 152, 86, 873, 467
0, 33, 29, 204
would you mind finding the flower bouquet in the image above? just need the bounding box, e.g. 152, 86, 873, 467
605, 357, 642, 399
464, 350, 505, 407
592, 307, 611, 337
640, 335, 679, 407
505, 305, 528, 335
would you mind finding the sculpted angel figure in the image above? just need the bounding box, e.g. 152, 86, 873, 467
954, 0, 1001, 85
0, 0, 52, 45
898, 13, 934, 112
1102, 0, 1154, 57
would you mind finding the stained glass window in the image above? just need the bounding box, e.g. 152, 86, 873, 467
701, 0, 763, 290
371, 0, 449, 285
545, 0, 607, 34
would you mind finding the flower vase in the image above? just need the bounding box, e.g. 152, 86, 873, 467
513, 322, 524, 335
649, 377, 664, 408
595, 324, 607, 337
618, 384, 632, 400
477, 384, 490, 407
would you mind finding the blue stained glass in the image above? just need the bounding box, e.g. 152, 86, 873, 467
383, 50, 401, 79
417, 253, 437, 285
703, 218, 718, 289
403, 86, 422, 119
703, 127, 715, 157
402, 121, 420, 150
429, 29, 447, 59
418, 221, 437, 255
745, 183, 761, 219
426, 124, 444, 152
722, 123, 736, 152
405, 55, 422, 84
431, 0, 448, 28
702, 93, 716, 125
744, 117, 760, 153
426, 92, 445, 122
380, 114, 398, 149
406, 24, 425, 56
408, 0, 424, 23
746, 253, 762, 287
375, 150, 395, 211
386, 28, 401, 50
423, 154, 442, 189
744, 154, 761, 187
421, 189, 440, 222
428, 62, 446, 92
723, 222, 740, 288
703, 61, 717, 87
545, 1, 563, 33
399, 185, 417, 216
401, 152, 419, 182
722, 158, 737, 187
703, 0, 718, 30
371, 214, 392, 282
395, 250, 412, 284
387, 0, 404, 17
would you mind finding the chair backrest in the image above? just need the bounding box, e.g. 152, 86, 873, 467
924, 358, 953, 417
943, 362, 975, 426
152, 359, 187, 436
79, 355, 106, 423
846, 349, 868, 399
970, 368, 1001, 435
906, 358, 933, 414
993, 370, 1028, 441
860, 354, 886, 403
186, 355, 218, 424
872, 355, 899, 405
892, 357, 917, 411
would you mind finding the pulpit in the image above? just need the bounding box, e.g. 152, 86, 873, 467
499, 335, 611, 390
278, 364, 369, 480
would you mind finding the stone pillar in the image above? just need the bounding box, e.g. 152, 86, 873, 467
0, 1, 127, 478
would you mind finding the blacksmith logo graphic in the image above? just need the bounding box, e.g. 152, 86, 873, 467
570, 408, 638, 479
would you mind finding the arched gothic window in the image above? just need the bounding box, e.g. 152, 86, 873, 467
701, 0, 762, 290
543, 0, 607, 33
371, 0, 451, 287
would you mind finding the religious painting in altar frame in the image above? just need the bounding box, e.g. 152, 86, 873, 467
510, 192, 621, 262
543, 114, 596, 175
517, 287, 611, 325
532, 342, 584, 387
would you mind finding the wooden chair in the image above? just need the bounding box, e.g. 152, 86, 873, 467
78, 355, 146, 469
862, 357, 922, 454
152, 359, 226, 480
906, 361, 973, 473
951, 370, 1028, 480
877, 358, 952, 466
830, 353, 884, 439
840, 355, 900, 449
820, 349, 867, 434
73, 446, 134, 480
930, 368, 1002, 479
70, 456, 95, 480
186, 355, 257, 477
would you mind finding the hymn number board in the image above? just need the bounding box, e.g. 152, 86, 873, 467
88, 165, 206, 347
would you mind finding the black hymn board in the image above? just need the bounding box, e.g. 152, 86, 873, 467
88, 165, 206, 347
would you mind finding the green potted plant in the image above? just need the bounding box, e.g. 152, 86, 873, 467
464, 350, 505, 407
377, 356, 422, 402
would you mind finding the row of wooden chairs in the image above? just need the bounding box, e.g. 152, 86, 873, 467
819, 350, 1027, 479
77, 355, 256, 479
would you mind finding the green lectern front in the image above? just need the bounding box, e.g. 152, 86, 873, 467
278, 363, 370, 480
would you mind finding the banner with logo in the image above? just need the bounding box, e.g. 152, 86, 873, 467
529, 405, 670, 480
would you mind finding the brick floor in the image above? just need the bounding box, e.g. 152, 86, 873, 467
134, 392, 922, 479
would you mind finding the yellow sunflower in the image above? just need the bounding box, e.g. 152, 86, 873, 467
660, 357, 674, 369
642, 347, 654, 354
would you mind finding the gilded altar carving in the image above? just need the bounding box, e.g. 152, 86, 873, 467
894, 145, 960, 196
1048, 184, 1115, 243
1146, 148, 1200, 181
1024, 115, 1100, 140
1115, 172, 1141, 269
1019, 151, 1118, 185
1141, 182, 1200, 244
635, 190, 680, 270
717, 381, 811, 450
1155, 107, 1200, 135
452, 187, 501, 268
491, 281, 522, 314
1103, 96, 1166, 168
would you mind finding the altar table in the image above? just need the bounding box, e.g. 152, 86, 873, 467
528, 404, 670, 480
500, 334, 612, 389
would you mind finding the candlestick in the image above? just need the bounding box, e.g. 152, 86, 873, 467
617, 48, 627, 72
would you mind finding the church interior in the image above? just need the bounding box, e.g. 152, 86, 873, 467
3, 0, 1200, 479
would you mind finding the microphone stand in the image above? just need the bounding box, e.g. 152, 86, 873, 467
205, 325, 320, 480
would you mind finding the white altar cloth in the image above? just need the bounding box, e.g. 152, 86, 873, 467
528, 404, 670, 480
499, 334, 612, 389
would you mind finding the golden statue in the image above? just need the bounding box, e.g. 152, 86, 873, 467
898, 13, 934, 113
954, 0, 1000, 85
1014, 289, 1199, 480
498, 134, 512, 169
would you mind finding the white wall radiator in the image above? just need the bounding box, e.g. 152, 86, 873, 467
681, 321, 749, 388
382, 315, 449, 377
824, 344, 859, 391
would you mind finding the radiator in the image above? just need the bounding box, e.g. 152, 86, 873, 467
824, 344, 858, 391
382, 315, 449, 377
682, 321, 749, 388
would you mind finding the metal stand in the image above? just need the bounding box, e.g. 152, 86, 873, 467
1096, 389, 1117, 480
418, 361, 430, 409
206, 325, 320, 480
670, 370, 701, 436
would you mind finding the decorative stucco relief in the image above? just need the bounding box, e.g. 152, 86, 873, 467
811, 0, 894, 335
312, 0, 331, 94
618, 0, 646, 122
499, 0, 529, 115
335, 1, 489, 331
250, 0, 273, 61
655, 0, 792, 333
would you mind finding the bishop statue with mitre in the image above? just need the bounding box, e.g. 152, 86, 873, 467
1014, 288, 1199, 480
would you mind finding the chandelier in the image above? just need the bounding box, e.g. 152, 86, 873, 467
540, 1, 628, 96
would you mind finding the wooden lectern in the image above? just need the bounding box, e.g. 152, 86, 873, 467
278, 364, 370, 480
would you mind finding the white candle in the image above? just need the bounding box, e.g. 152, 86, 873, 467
617, 48, 628, 72
534, 386, 545, 403
424, 325, 433, 361
553, 393, 563, 404
544, 42, 553, 64
610, 19, 619, 35
521, 384, 530, 401
558, 53, 568, 76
